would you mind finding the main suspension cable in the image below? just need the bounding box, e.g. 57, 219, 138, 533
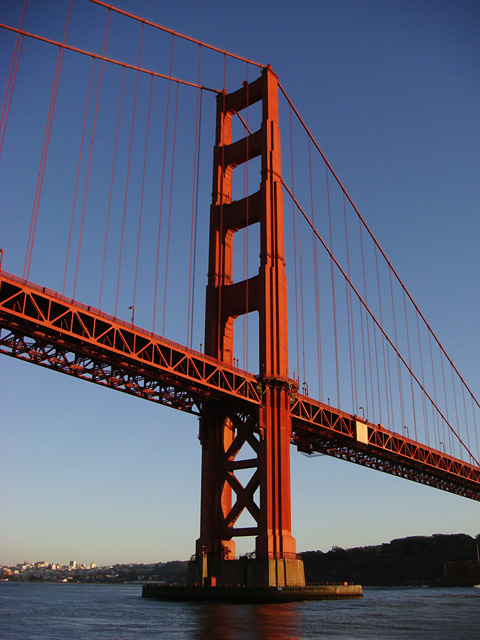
278, 82, 480, 413
0, 23, 220, 94
280, 175, 478, 465
88, 0, 266, 69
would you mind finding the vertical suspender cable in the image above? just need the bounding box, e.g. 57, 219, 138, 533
71, 58, 95, 298
243, 63, 250, 370
73, 11, 111, 299
297, 184, 306, 386
115, 22, 144, 317
450, 366, 461, 458
359, 219, 375, 422
440, 355, 452, 455
289, 106, 300, 381
415, 311, 429, 445
187, 45, 202, 348
326, 167, 340, 408
279, 84, 479, 457
26, 50, 62, 279
190, 89, 203, 348
283, 176, 478, 462
26, 0, 73, 281
460, 385, 471, 453
298, 198, 306, 387
343, 193, 357, 413
280, 82, 480, 427
357, 243, 369, 419
153, 35, 174, 334
345, 280, 354, 410
289, 109, 306, 385
385, 325, 395, 432
63, 57, 94, 294
219, 57, 227, 356
162, 82, 179, 336
133, 73, 154, 315
285, 176, 477, 462
309, 139, 323, 401
402, 290, 417, 440
471, 395, 479, 460
373, 305, 382, 423
428, 332, 440, 450
0, 34, 23, 157
390, 271, 405, 431
0, 0, 27, 158
216, 55, 227, 358
376, 246, 392, 429
99, 65, 125, 308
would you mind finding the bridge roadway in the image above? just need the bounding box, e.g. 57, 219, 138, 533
1, 271, 479, 501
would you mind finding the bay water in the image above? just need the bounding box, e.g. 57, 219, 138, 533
1, 582, 479, 639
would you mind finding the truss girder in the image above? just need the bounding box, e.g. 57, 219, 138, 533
0, 274, 480, 502
0, 273, 262, 408
1, 273, 478, 501
0, 329, 201, 413
223, 409, 261, 535
291, 395, 480, 501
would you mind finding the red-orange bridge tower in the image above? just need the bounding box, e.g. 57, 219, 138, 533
1, 3, 479, 592
194, 67, 304, 587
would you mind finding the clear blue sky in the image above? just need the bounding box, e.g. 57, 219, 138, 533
0, 0, 478, 567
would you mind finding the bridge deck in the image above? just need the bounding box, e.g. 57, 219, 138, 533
1, 271, 479, 501
291, 397, 480, 501
0, 272, 262, 412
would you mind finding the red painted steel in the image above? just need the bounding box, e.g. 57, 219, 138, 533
2, 269, 478, 502
0, 23, 220, 94
197, 67, 298, 565
291, 395, 480, 501
1, 270, 478, 504
88, 0, 266, 69
0, 13, 479, 588
0, 272, 262, 410
279, 81, 480, 418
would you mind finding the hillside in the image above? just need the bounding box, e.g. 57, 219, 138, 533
302, 533, 479, 586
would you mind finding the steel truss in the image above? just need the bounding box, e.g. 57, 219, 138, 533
1, 271, 479, 501
0, 329, 202, 413
0, 272, 262, 411
291, 396, 480, 501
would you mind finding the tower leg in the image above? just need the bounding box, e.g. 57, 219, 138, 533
194, 67, 305, 587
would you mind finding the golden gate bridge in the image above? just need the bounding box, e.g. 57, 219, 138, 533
1, 0, 478, 590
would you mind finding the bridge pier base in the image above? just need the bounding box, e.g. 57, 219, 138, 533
187, 554, 305, 588
196, 67, 307, 593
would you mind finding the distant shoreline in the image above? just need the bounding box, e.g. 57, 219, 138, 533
2, 533, 478, 587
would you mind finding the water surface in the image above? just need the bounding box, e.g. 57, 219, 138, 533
1, 582, 478, 639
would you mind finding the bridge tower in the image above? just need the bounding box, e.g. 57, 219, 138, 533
191, 67, 305, 587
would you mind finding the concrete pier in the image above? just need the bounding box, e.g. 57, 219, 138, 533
142, 583, 362, 603
187, 555, 306, 588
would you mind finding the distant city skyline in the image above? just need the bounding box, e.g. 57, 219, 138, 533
4, 529, 479, 570
3, 560, 96, 569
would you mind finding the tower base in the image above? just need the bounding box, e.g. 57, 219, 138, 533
187, 555, 306, 587
143, 555, 362, 603
142, 583, 362, 603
